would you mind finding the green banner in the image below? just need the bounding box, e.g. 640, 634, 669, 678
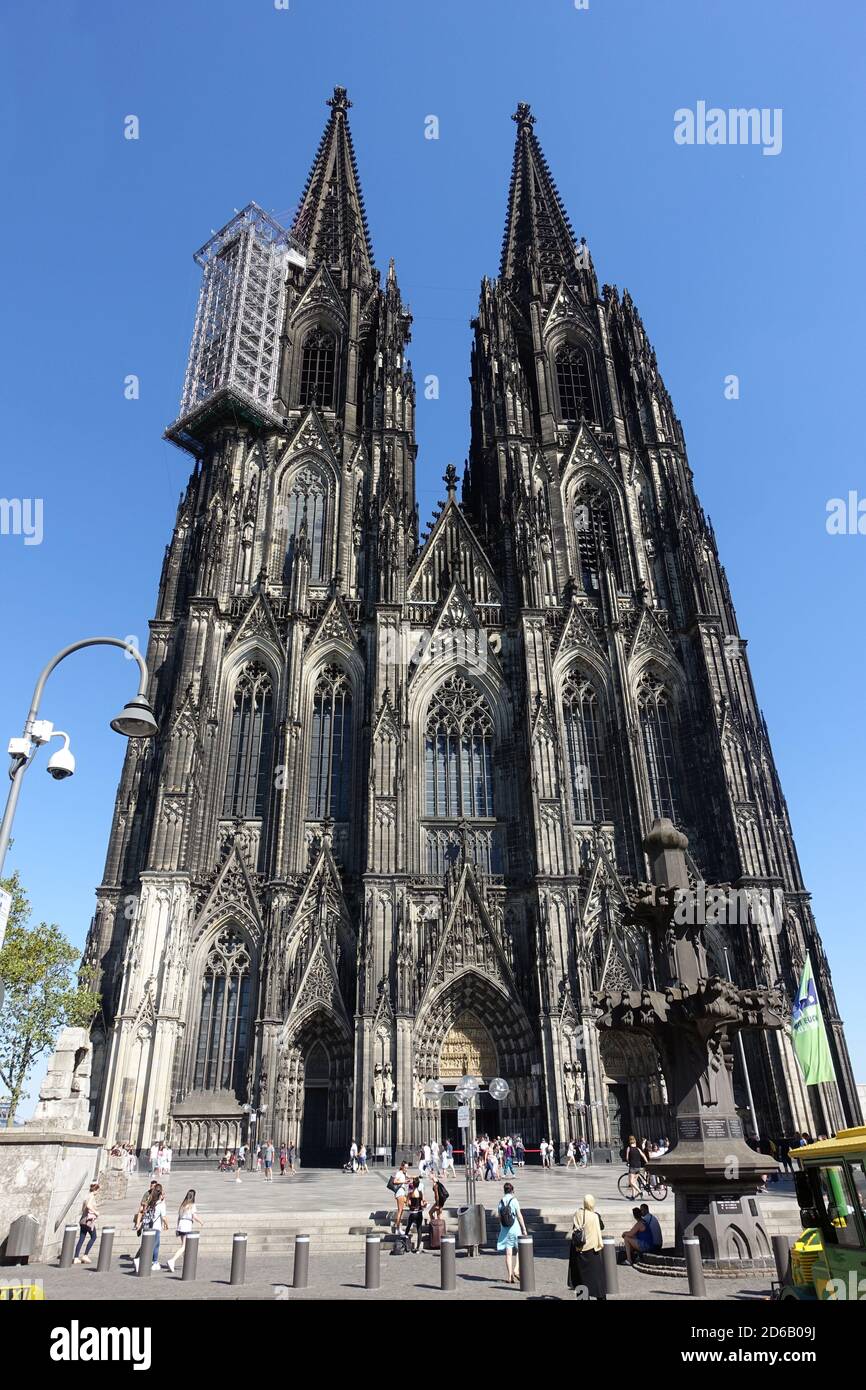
792, 953, 836, 1086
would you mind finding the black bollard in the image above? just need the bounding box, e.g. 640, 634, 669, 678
182, 1231, 199, 1281
59, 1224, 77, 1268
137, 1229, 156, 1277
230, 1232, 247, 1286
365, 1235, 381, 1290
602, 1237, 619, 1296
293, 1234, 310, 1289
96, 1227, 115, 1272
517, 1234, 536, 1293
772, 1233, 792, 1285
440, 1235, 456, 1291
684, 1236, 706, 1297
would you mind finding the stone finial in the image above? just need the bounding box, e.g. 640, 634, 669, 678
643, 817, 690, 890
28, 1027, 93, 1134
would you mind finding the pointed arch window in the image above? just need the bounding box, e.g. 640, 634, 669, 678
307, 665, 353, 820
222, 664, 273, 819
574, 489, 620, 594
299, 327, 336, 408
283, 466, 328, 582
555, 343, 595, 422
424, 676, 494, 818
638, 676, 679, 823
562, 673, 608, 822
193, 928, 253, 1093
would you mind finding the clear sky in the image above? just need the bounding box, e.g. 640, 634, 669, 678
1, 0, 864, 1110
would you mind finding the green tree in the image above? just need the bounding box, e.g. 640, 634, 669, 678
0, 871, 100, 1126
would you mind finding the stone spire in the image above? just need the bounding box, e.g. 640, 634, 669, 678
292, 86, 375, 281
500, 101, 579, 287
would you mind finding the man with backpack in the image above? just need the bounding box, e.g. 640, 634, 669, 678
495, 1180, 528, 1284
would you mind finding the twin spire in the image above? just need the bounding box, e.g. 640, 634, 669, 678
293, 90, 580, 288
501, 101, 581, 285
291, 86, 375, 280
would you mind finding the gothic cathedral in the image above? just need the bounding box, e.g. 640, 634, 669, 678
86, 89, 860, 1162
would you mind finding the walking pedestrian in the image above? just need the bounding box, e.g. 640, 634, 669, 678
403, 1177, 427, 1253
566, 1140, 577, 1169
515, 1135, 525, 1168
496, 1181, 527, 1284
286, 1141, 296, 1174
279, 1144, 287, 1176
357, 1142, 368, 1173
165, 1190, 203, 1272
134, 1183, 167, 1273
73, 1183, 100, 1264
539, 1138, 549, 1169
263, 1140, 275, 1180
388, 1161, 411, 1231
503, 1137, 515, 1176
568, 1193, 606, 1299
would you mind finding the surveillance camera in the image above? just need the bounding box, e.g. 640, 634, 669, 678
46, 746, 75, 780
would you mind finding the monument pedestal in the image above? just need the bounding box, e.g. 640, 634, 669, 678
0, 1130, 106, 1263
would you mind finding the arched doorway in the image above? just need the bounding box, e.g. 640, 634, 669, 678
277, 1010, 353, 1166
599, 1032, 669, 1151
413, 974, 540, 1148
438, 1011, 500, 1144
301, 1040, 330, 1163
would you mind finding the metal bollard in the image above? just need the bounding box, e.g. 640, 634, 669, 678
440, 1235, 456, 1291
182, 1231, 199, 1281
138, 1229, 156, 1277
230, 1232, 247, 1286
59, 1224, 78, 1268
365, 1235, 381, 1290
684, 1236, 706, 1297
772, 1233, 792, 1285
293, 1234, 310, 1288
517, 1234, 536, 1293
96, 1227, 115, 1272
602, 1237, 619, 1296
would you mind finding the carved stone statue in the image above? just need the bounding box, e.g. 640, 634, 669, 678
372, 1063, 384, 1106
382, 1062, 394, 1107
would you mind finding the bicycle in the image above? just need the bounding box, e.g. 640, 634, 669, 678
617, 1167, 668, 1201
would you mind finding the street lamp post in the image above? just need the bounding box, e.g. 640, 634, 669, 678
0, 637, 159, 887
424, 1074, 510, 1257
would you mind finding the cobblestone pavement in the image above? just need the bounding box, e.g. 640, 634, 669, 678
18, 1248, 773, 1302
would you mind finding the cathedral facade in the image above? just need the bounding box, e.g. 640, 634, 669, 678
86, 89, 860, 1162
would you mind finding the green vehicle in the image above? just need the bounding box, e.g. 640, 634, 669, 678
779, 1125, 866, 1300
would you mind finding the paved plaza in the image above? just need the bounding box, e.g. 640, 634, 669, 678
12, 1162, 798, 1301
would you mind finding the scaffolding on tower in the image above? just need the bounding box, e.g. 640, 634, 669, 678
165, 202, 306, 452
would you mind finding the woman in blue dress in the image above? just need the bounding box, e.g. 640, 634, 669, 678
496, 1181, 528, 1284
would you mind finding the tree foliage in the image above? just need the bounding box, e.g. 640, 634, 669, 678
0, 871, 100, 1125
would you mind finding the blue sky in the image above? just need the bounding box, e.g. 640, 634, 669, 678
1, 0, 864, 1106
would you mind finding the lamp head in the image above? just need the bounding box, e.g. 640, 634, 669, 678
110, 696, 159, 739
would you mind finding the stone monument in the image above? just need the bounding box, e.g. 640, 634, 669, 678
594, 819, 785, 1264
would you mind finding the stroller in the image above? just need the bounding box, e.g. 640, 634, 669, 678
342, 1158, 358, 1174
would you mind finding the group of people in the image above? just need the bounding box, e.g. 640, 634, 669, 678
107, 1143, 139, 1177
216, 1143, 297, 1175
387, 1161, 451, 1253
128, 1181, 204, 1272
69, 1176, 204, 1275
148, 1142, 173, 1177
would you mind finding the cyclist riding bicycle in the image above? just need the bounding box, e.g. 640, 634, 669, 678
624, 1135, 648, 1198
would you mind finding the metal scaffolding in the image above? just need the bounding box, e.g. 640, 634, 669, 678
176, 203, 306, 424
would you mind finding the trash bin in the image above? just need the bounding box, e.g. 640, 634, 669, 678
457, 1203, 486, 1248
5, 1214, 38, 1263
